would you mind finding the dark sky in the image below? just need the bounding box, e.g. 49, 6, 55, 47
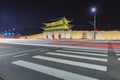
0, 0, 120, 35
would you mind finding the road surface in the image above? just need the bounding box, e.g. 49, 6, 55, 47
0, 40, 120, 80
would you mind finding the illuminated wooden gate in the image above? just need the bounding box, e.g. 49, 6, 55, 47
58, 34, 61, 39
42, 17, 73, 39
52, 34, 54, 39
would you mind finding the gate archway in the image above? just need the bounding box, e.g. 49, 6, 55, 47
52, 34, 55, 39
58, 34, 61, 39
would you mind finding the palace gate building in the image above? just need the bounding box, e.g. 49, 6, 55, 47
42, 17, 73, 39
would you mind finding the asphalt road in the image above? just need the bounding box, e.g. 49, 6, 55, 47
0, 42, 120, 80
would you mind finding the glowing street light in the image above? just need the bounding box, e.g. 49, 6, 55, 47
91, 7, 96, 40
91, 7, 96, 12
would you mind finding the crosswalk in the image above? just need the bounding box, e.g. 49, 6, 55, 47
12, 48, 108, 80
115, 50, 120, 61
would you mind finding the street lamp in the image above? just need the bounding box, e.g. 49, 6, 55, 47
91, 7, 96, 40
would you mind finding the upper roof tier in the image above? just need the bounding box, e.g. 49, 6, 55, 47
43, 17, 72, 27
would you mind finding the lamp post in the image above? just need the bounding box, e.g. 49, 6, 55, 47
91, 7, 96, 40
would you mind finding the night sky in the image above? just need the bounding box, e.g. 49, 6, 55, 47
0, 0, 120, 35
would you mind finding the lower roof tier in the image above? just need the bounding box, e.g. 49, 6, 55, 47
43, 24, 73, 31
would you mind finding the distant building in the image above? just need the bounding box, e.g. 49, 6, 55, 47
42, 17, 73, 39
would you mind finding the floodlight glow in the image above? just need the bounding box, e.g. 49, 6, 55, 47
12, 33, 15, 36
8, 33, 11, 36
91, 7, 96, 12
4, 32, 8, 36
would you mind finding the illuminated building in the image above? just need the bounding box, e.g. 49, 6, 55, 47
42, 17, 73, 39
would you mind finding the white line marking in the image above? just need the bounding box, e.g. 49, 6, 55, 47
116, 54, 120, 56
115, 51, 120, 53
33, 55, 107, 71
12, 60, 98, 80
47, 52, 107, 62
116, 54, 120, 61
0, 49, 40, 57
117, 53, 120, 61
13, 53, 29, 58
114, 49, 120, 51
40, 49, 48, 52
118, 58, 120, 61
62, 48, 107, 53
63, 47, 108, 51
56, 50, 107, 57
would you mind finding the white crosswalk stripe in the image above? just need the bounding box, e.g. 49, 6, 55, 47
63, 47, 108, 50
115, 48, 120, 61
12, 49, 107, 80
12, 60, 98, 80
56, 50, 107, 57
118, 58, 120, 61
116, 53, 120, 60
116, 53, 120, 56
63, 48, 108, 53
47, 52, 107, 62
115, 51, 120, 54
